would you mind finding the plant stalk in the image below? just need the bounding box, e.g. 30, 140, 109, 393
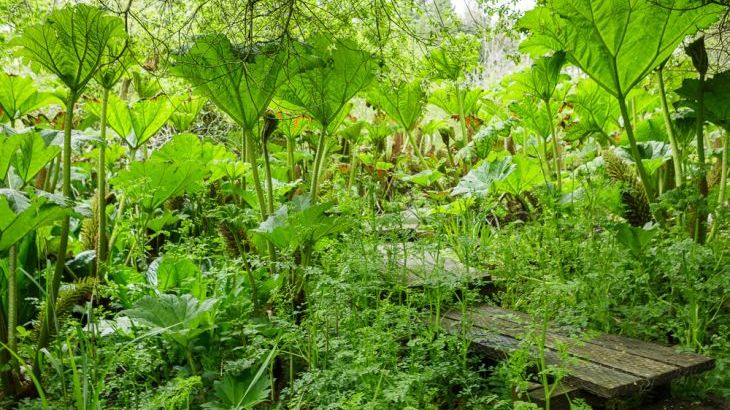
695, 72, 708, 244
244, 127, 268, 222
617, 95, 655, 200
35, 91, 78, 380
287, 136, 296, 181
405, 128, 427, 166
455, 84, 469, 146
657, 64, 683, 187
546, 99, 561, 192
96, 88, 110, 276
310, 125, 328, 201
7, 244, 18, 376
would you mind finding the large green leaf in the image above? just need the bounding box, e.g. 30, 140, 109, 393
10, 4, 125, 93
451, 157, 515, 198
0, 195, 67, 251
11, 131, 60, 184
369, 80, 426, 131
280, 35, 376, 127
0, 73, 60, 122
497, 154, 544, 196
429, 86, 483, 117
112, 135, 210, 211
519, 0, 722, 98
510, 98, 552, 139
128, 98, 174, 149
173, 34, 286, 130
122, 294, 215, 347
676, 69, 730, 130
0, 131, 19, 180
513, 51, 567, 102
148, 255, 205, 300
88, 94, 174, 149
170, 95, 207, 132
567, 78, 621, 143
88, 92, 131, 141
253, 197, 353, 251
94, 37, 129, 89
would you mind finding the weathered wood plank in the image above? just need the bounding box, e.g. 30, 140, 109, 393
472, 306, 715, 381
590, 334, 715, 374
442, 315, 645, 398
465, 307, 685, 378
443, 306, 716, 398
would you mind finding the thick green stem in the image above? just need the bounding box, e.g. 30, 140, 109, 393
261, 139, 275, 216
710, 130, 728, 241
107, 193, 126, 261
695, 72, 708, 244
96, 88, 110, 276
244, 128, 268, 222
310, 125, 328, 201
546, 99, 561, 192
35, 91, 77, 380
405, 128, 427, 167
348, 145, 359, 193
617, 95, 655, 201
719, 130, 728, 205
244, 127, 275, 262
657, 65, 683, 187
455, 84, 469, 146
7, 244, 18, 374
287, 137, 296, 182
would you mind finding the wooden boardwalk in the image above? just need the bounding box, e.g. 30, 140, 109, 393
442, 305, 715, 401
378, 244, 490, 288
376, 208, 717, 406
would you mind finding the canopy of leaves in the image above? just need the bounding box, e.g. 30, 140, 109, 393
173, 34, 286, 131
11, 4, 126, 93
280, 35, 376, 128
518, 0, 723, 98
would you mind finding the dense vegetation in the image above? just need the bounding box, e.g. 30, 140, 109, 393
0, 0, 729, 408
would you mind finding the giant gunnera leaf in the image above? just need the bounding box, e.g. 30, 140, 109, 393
280, 35, 376, 128
173, 34, 287, 131
0, 73, 60, 123
519, 0, 723, 98
10, 4, 126, 93
368, 80, 426, 132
